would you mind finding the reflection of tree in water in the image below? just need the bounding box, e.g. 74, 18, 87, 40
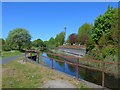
78, 67, 87, 78
47, 53, 64, 68
56, 61, 64, 68
47, 53, 60, 60
67, 64, 75, 72
78, 66, 102, 85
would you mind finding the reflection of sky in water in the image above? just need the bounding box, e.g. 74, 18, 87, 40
64, 63, 76, 76
41, 57, 52, 67
41, 53, 83, 79
53, 61, 65, 72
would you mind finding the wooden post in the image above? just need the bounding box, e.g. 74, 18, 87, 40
25, 52, 26, 57
37, 52, 39, 63
102, 61, 105, 89
30, 52, 32, 59
64, 61, 65, 72
76, 59, 79, 80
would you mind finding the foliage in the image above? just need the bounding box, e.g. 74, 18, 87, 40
90, 45, 103, 60
101, 45, 116, 58
98, 35, 107, 47
32, 39, 44, 48
55, 31, 65, 46
47, 37, 56, 49
86, 36, 95, 53
77, 23, 92, 45
6, 28, 31, 51
2, 44, 11, 51
0, 38, 5, 51
69, 33, 78, 45
45, 31, 65, 48
92, 6, 117, 44
0, 38, 5, 45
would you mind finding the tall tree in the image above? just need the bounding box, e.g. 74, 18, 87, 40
6, 28, 31, 51
92, 6, 117, 44
55, 31, 65, 46
77, 23, 92, 45
69, 33, 78, 45
0, 38, 5, 51
47, 37, 56, 48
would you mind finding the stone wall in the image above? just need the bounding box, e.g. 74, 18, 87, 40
58, 47, 86, 57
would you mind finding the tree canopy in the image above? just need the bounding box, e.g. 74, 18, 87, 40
92, 6, 117, 44
69, 33, 78, 45
6, 28, 31, 51
32, 39, 44, 47
55, 31, 65, 46
77, 23, 92, 45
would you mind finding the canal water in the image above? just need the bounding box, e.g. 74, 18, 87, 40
39, 53, 119, 89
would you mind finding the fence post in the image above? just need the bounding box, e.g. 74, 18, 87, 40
76, 59, 79, 80
25, 52, 26, 57
102, 61, 105, 89
37, 52, 39, 63
64, 59, 65, 72
30, 52, 32, 59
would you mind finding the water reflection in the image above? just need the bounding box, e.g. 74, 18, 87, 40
40, 53, 119, 89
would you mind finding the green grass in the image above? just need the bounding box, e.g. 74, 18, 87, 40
2, 57, 91, 88
1, 50, 23, 58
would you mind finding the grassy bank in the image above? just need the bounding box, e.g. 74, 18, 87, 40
1, 50, 23, 58
2, 57, 90, 89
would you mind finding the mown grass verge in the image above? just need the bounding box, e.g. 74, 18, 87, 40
2, 57, 91, 89
1, 51, 23, 58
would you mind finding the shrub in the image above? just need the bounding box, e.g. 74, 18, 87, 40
101, 45, 116, 58
3, 45, 11, 51
89, 45, 102, 60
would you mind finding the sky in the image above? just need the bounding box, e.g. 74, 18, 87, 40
2, 2, 118, 41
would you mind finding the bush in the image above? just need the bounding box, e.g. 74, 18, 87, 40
90, 45, 103, 60
101, 45, 116, 58
3, 45, 11, 51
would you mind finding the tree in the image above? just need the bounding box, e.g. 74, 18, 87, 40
0, 38, 5, 45
6, 28, 31, 51
47, 37, 56, 48
69, 33, 78, 45
86, 36, 95, 53
77, 23, 92, 45
0, 38, 5, 51
55, 31, 65, 46
92, 6, 117, 44
32, 39, 44, 48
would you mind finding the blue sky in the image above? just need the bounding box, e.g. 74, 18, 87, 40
2, 2, 118, 41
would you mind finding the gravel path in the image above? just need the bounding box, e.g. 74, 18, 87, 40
2, 54, 25, 64
42, 79, 76, 88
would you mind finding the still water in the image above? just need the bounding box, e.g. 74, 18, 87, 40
39, 53, 119, 89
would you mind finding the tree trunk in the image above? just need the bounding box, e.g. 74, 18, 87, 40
18, 45, 21, 51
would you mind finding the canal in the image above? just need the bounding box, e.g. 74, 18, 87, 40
38, 53, 119, 89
